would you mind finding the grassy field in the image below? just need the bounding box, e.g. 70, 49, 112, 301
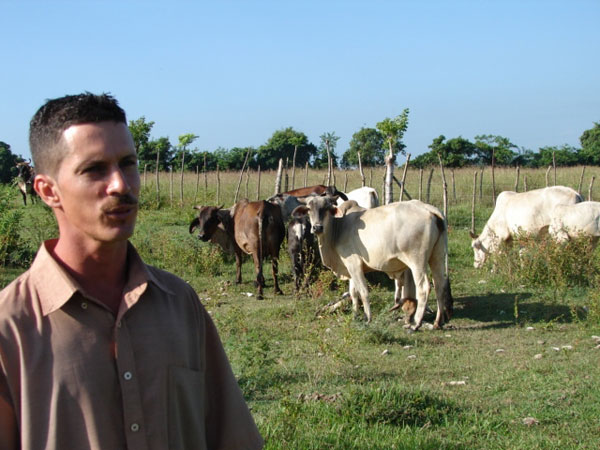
2, 166, 600, 449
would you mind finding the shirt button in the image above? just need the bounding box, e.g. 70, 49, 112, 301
81, 302, 88, 310
130, 423, 140, 432
123, 371, 133, 381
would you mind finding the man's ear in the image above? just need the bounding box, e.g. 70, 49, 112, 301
34, 174, 61, 208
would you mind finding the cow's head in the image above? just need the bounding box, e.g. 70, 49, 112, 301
16, 161, 34, 181
469, 231, 488, 269
190, 205, 225, 241
292, 195, 342, 235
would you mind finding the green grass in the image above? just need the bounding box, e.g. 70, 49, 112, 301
2, 167, 600, 448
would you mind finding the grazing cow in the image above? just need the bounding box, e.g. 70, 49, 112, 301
189, 205, 237, 256
292, 196, 451, 330
189, 199, 285, 299
470, 186, 583, 268
336, 186, 379, 209
548, 201, 600, 246
15, 161, 37, 205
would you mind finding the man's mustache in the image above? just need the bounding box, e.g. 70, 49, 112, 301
102, 194, 139, 211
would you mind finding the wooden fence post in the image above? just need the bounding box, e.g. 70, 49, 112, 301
203, 153, 208, 203
369, 168, 373, 187
399, 153, 411, 201
274, 158, 283, 195
553, 151, 557, 186
357, 152, 365, 187
291, 144, 298, 190
589, 176, 595, 201
169, 166, 173, 207
545, 165, 552, 187
524, 174, 528, 192
343, 172, 348, 192
234, 147, 252, 203
418, 168, 423, 201
426, 168, 434, 204
216, 164, 220, 205
479, 167, 484, 202
514, 165, 520, 192
451, 169, 456, 203
179, 152, 185, 208
578, 166, 586, 195
143, 164, 147, 188
304, 162, 308, 187
194, 165, 199, 204
471, 171, 478, 235
155, 149, 160, 207
491, 148, 496, 205
256, 165, 261, 200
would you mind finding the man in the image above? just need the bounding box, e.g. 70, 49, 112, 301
0, 93, 264, 450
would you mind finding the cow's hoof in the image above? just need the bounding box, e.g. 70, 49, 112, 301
256, 294, 264, 300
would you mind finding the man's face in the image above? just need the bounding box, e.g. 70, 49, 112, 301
52, 121, 140, 245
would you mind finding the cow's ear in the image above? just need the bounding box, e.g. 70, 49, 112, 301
332, 206, 344, 218
193, 205, 203, 210
291, 205, 309, 218
189, 217, 200, 234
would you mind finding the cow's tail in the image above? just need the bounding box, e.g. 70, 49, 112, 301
433, 212, 454, 322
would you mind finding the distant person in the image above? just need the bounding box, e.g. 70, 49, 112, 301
0, 92, 263, 449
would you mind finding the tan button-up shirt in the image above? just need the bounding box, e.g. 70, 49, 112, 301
0, 240, 263, 450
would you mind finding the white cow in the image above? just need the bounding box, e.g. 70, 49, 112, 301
336, 187, 379, 209
470, 186, 583, 268
548, 201, 600, 245
293, 196, 451, 330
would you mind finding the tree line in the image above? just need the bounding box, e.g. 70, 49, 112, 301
1, 113, 599, 184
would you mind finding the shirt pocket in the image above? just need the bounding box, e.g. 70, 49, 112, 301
168, 365, 207, 450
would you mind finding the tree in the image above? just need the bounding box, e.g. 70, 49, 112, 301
538, 145, 580, 167
341, 127, 385, 168
212, 147, 256, 170
376, 108, 409, 163
474, 135, 518, 166
0, 142, 22, 184
128, 117, 155, 167
579, 121, 600, 165
313, 132, 340, 169
147, 137, 173, 171
257, 127, 317, 170
423, 135, 478, 168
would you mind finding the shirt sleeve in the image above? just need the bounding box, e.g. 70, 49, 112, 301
202, 310, 264, 450
0, 370, 18, 450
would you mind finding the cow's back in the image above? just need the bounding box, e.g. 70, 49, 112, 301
485, 186, 582, 237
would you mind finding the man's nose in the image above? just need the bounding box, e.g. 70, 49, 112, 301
107, 168, 131, 195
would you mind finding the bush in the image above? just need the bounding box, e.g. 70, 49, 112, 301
491, 231, 600, 290
0, 186, 31, 267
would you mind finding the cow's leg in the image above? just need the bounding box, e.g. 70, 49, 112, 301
234, 250, 243, 284
271, 257, 283, 295
410, 266, 431, 331
347, 268, 371, 322
252, 252, 265, 299
429, 257, 447, 329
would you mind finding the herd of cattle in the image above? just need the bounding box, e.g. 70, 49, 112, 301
13, 160, 599, 330
189, 183, 600, 331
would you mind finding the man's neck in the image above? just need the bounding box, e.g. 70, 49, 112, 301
50, 238, 129, 315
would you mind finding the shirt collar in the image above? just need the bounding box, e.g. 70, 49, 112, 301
31, 240, 174, 316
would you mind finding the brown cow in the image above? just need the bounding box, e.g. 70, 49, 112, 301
281, 184, 345, 198
189, 199, 285, 299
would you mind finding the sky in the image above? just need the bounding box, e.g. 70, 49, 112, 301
2, 0, 599, 162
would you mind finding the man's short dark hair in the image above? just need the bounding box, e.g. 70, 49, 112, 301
29, 92, 127, 175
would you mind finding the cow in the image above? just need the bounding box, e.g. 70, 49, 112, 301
292, 196, 451, 330
189, 199, 285, 299
287, 215, 319, 292
336, 186, 379, 209
189, 205, 237, 256
470, 186, 583, 268
268, 186, 348, 223
548, 201, 600, 246
15, 160, 37, 205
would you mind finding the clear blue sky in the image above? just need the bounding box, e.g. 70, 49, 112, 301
2, 0, 599, 161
